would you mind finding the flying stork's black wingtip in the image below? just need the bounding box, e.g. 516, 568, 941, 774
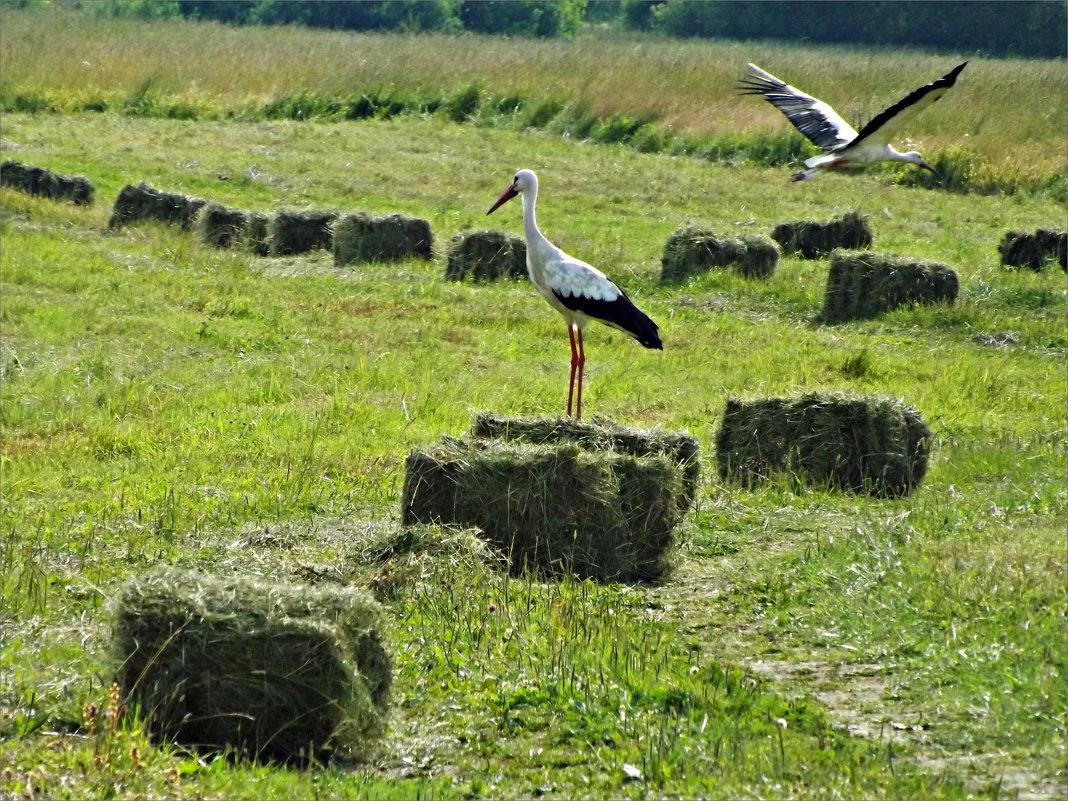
736, 64, 776, 95
945, 61, 968, 83
737, 77, 784, 97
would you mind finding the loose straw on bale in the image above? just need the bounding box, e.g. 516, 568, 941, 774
270, 210, 338, 256
333, 212, 433, 266
821, 250, 958, 323
113, 569, 391, 763
197, 202, 270, 255
445, 229, 527, 281
356, 523, 506, 601
108, 183, 206, 230
772, 211, 872, 259
716, 393, 931, 498
0, 160, 94, 205
472, 412, 700, 514
401, 435, 687, 583
998, 229, 1067, 272
661, 226, 778, 281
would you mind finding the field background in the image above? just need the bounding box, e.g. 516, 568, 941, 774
1, 7, 1066, 800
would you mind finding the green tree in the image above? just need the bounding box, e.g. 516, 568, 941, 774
648, 0, 1065, 58
457, 0, 587, 37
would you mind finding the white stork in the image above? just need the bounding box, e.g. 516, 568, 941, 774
739, 61, 968, 181
486, 169, 662, 420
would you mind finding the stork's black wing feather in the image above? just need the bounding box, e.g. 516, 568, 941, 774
851, 62, 968, 147
554, 289, 662, 350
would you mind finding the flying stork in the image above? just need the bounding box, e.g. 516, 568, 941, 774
486, 169, 662, 420
739, 61, 968, 181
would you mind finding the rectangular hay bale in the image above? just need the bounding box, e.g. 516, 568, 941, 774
772, 211, 872, 259
1, 159, 94, 205
998, 229, 1067, 272
334, 212, 433, 266
445, 229, 527, 281
401, 438, 683, 582
108, 182, 206, 229
821, 250, 959, 323
197, 202, 269, 254
113, 569, 391, 762
270, 210, 338, 256
471, 413, 700, 515
661, 226, 777, 281
715, 393, 931, 498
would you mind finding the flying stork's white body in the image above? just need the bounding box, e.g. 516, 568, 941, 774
487, 169, 661, 419
740, 61, 968, 181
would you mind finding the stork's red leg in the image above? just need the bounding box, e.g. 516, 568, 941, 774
566, 324, 579, 418
575, 328, 586, 421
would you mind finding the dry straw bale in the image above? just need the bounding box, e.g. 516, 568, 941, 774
197, 202, 270, 255
113, 569, 391, 762
661, 226, 778, 281
108, 182, 206, 230
0, 159, 94, 205
401, 434, 685, 583
821, 250, 959, 323
472, 412, 700, 514
333, 212, 434, 266
772, 211, 873, 259
716, 393, 931, 498
997, 229, 1067, 272
270, 209, 338, 256
445, 229, 527, 281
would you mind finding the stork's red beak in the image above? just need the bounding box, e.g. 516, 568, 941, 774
919, 159, 938, 175
487, 185, 518, 215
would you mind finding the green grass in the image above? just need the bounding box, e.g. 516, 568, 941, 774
1, 26, 1066, 800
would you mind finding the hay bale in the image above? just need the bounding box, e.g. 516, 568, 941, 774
1, 160, 95, 205
471, 413, 700, 514
270, 210, 338, 256
445, 229, 527, 281
737, 235, 779, 279
401, 437, 684, 583
333, 212, 434, 266
716, 393, 930, 498
197, 202, 270, 254
113, 569, 391, 762
244, 212, 271, 256
772, 211, 873, 259
661, 226, 778, 281
997, 229, 1067, 272
821, 250, 959, 323
108, 182, 206, 229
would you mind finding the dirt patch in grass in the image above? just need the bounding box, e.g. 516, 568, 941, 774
745, 659, 903, 739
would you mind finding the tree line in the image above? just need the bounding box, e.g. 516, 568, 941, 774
74, 0, 1068, 59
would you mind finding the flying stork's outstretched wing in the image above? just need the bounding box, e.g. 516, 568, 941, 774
738, 63, 859, 152
850, 61, 968, 147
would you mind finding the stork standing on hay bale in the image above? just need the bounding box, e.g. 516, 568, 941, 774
739, 61, 967, 181
487, 169, 662, 420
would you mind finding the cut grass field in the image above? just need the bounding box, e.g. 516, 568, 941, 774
2, 14, 1066, 801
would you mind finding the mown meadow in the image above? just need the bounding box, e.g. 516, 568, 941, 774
1, 7, 1065, 800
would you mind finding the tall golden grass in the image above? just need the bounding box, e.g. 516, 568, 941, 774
1, 7, 1064, 180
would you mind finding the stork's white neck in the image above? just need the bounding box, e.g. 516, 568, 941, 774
520, 178, 552, 255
